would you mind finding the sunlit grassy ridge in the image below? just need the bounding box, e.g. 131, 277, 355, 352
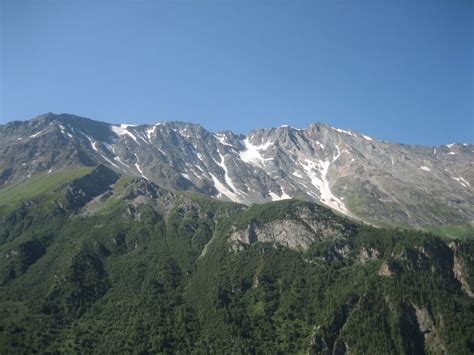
0, 166, 94, 208
422, 223, 474, 240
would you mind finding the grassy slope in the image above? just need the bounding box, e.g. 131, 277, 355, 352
0, 166, 94, 209
345, 188, 474, 240
421, 223, 474, 240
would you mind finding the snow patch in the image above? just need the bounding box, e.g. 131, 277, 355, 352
269, 189, 291, 201
177, 128, 192, 138
362, 135, 373, 141
135, 163, 145, 178
190, 169, 202, 178
420, 166, 431, 172
134, 154, 148, 180
239, 138, 271, 167
57, 124, 73, 138
299, 144, 351, 216
113, 155, 127, 167
334, 128, 355, 137
111, 124, 140, 144
103, 157, 119, 169
210, 173, 243, 203
29, 129, 46, 138
196, 153, 206, 163
104, 147, 123, 169
85, 135, 99, 152
215, 153, 246, 203
214, 134, 235, 147
146, 126, 157, 143
451, 177, 471, 188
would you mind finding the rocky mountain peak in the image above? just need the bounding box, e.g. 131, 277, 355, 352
1, 113, 473, 233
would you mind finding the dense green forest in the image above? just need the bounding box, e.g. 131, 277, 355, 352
0, 166, 473, 353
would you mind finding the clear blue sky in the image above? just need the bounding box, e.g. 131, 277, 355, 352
1, 0, 473, 145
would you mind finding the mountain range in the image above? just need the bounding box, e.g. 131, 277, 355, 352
0, 113, 473, 353
1, 113, 473, 236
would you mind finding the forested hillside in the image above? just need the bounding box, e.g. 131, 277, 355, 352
0, 166, 472, 353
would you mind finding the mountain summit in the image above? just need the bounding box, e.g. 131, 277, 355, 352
1, 113, 473, 232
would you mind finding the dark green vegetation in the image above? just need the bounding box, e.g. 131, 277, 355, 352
0, 166, 473, 353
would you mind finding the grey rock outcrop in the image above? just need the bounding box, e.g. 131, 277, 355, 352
229, 205, 350, 251
358, 247, 381, 264
449, 241, 474, 298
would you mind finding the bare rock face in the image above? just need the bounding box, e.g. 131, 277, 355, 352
412, 304, 446, 354
449, 242, 474, 298
358, 247, 381, 264
452, 255, 474, 298
2, 113, 473, 231
229, 204, 350, 251
230, 219, 317, 251
413, 305, 435, 334
378, 262, 395, 277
